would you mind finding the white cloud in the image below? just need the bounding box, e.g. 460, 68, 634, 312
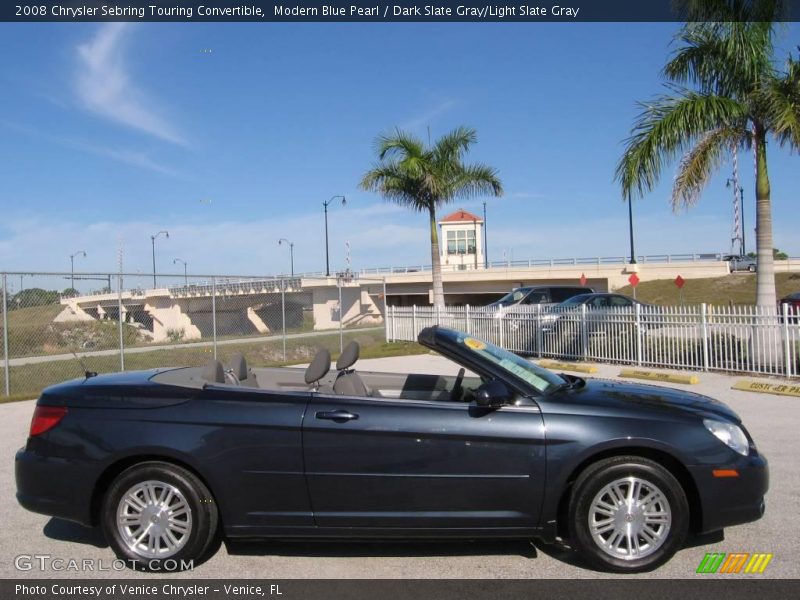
0, 120, 178, 176
76, 23, 185, 145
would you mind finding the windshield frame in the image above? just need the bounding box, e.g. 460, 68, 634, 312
418, 326, 565, 396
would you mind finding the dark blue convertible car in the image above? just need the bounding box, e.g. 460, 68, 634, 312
15, 326, 767, 573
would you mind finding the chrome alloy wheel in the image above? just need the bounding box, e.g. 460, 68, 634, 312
116, 480, 193, 559
588, 476, 671, 560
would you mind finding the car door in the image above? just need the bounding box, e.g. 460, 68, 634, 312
194, 385, 313, 531
302, 391, 546, 530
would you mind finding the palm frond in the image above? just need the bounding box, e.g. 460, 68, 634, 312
668, 3, 781, 97
361, 126, 502, 217
672, 127, 746, 209
447, 164, 504, 200
664, 26, 727, 91
762, 56, 800, 148
431, 126, 477, 165
616, 90, 747, 200
359, 160, 431, 212
375, 129, 425, 161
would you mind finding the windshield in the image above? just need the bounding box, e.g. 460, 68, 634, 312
560, 294, 592, 306
450, 331, 564, 393
493, 288, 529, 306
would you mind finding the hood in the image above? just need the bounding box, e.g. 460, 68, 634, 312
554, 377, 740, 423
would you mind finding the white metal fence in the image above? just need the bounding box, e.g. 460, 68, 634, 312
387, 304, 800, 377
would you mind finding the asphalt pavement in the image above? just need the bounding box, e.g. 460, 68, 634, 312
1, 354, 797, 579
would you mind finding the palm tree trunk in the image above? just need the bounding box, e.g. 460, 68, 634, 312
429, 207, 445, 308
754, 128, 776, 309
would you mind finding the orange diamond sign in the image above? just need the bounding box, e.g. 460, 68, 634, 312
580, 273, 587, 286
628, 273, 640, 287
674, 275, 685, 289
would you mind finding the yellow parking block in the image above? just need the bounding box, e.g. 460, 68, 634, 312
619, 369, 699, 385
538, 360, 598, 374
732, 380, 800, 397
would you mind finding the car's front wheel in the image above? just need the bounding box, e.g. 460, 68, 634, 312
568, 456, 689, 573
102, 461, 218, 571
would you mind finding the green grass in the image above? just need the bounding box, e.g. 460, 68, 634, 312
616, 272, 800, 305
0, 330, 425, 403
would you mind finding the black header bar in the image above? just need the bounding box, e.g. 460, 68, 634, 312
4, 0, 800, 22
4, 579, 800, 600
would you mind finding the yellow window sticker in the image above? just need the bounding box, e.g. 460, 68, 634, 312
464, 337, 487, 350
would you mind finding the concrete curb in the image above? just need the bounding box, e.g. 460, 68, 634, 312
538, 360, 598, 374
619, 369, 699, 385
732, 380, 800, 397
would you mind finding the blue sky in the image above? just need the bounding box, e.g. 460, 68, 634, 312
1, 22, 798, 285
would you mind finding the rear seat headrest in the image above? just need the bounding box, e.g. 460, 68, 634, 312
202, 359, 225, 384
336, 341, 360, 371
305, 348, 331, 385
229, 353, 248, 381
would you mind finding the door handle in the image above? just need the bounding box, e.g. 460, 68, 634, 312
316, 410, 359, 422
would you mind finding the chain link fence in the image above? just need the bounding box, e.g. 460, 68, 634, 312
0, 271, 388, 400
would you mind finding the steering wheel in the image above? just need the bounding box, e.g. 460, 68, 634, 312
450, 367, 465, 402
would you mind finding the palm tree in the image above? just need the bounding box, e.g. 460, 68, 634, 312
360, 127, 503, 308
616, 0, 799, 308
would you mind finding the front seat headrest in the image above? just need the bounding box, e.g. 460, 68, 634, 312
305, 348, 331, 385
336, 341, 360, 371
202, 359, 225, 384
229, 353, 248, 381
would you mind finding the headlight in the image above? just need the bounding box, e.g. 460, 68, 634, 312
703, 419, 749, 456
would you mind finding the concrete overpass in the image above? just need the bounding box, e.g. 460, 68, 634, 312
57, 276, 385, 343
380, 257, 734, 305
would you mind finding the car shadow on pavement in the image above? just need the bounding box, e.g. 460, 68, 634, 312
43, 518, 108, 548
532, 531, 725, 573
224, 538, 539, 559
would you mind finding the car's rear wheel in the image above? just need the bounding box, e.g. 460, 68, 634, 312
102, 461, 218, 571
568, 456, 689, 573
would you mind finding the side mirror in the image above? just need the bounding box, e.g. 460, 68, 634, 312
474, 380, 512, 408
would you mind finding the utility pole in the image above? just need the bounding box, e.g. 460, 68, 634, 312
69, 250, 86, 292
323, 196, 346, 276
483, 201, 488, 268
150, 230, 169, 287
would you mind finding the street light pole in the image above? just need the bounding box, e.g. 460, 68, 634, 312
739, 185, 746, 256
323, 195, 346, 277
726, 178, 746, 257
627, 200, 637, 265
69, 250, 86, 292
278, 239, 294, 277
151, 230, 169, 287
483, 201, 488, 268
173, 258, 187, 286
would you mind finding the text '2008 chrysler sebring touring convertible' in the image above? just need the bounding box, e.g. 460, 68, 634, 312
16, 326, 767, 573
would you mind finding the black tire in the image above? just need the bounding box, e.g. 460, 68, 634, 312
567, 456, 689, 573
748, 265, 756, 272
102, 461, 218, 571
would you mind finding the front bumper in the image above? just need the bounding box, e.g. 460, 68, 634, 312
15, 447, 95, 526
689, 452, 769, 534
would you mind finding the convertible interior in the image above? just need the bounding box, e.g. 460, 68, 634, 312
151, 341, 483, 403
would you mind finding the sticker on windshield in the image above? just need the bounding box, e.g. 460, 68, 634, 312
463, 337, 487, 350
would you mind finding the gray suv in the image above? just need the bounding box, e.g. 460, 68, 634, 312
724, 254, 757, 272
488, 285, 595, 310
